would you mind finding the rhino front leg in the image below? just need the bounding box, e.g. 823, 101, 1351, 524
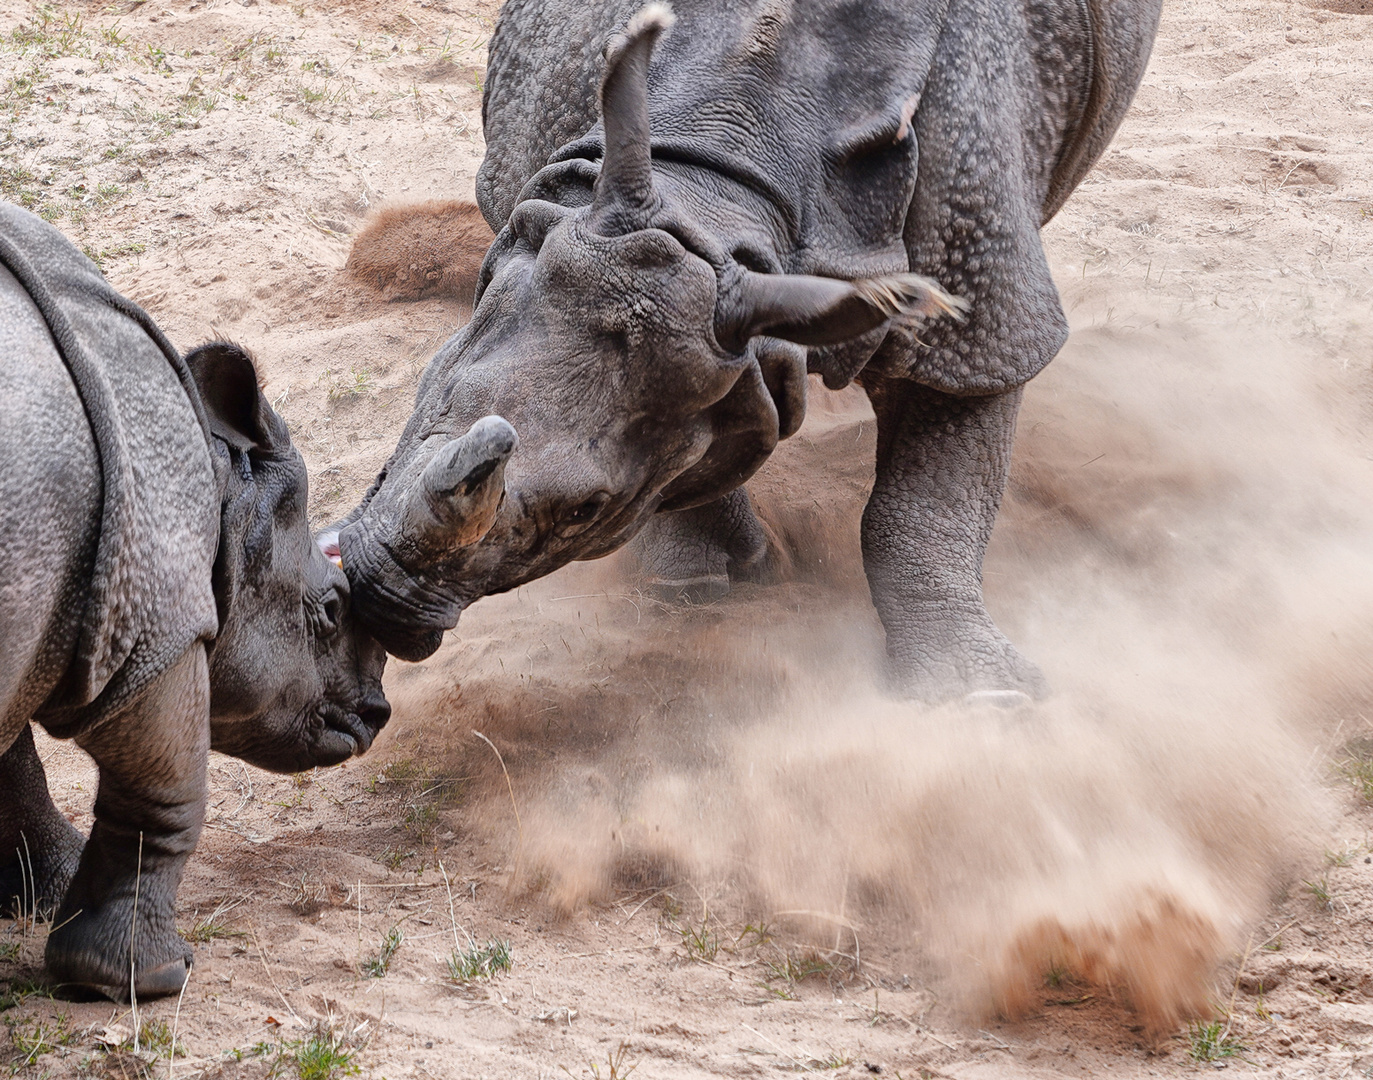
861, 375, 1045, 703
0, 724, 85, 920
45, 647, 208, 1001
629, 488, 773, 604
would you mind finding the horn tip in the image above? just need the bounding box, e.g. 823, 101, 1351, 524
626, 2, 676, 37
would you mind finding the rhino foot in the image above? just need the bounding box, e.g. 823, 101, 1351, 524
82, 959, 191, 1004
632, 489, 774, 605
45, 900, 193, 1002
882, 601, 1048, 705
645, 572, 732, 606
0, 725, 85, 921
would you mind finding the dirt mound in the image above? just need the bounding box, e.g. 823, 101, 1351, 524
346, 200, 493, 303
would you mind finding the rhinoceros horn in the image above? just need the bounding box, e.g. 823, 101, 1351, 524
401, 415, 518, 551
590, 3, 675, 236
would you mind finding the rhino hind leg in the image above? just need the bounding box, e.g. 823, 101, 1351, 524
630, 488, 774, 604
45, 648, 208, 1002
861, 376, 1046, 703
0, 724, 85, 920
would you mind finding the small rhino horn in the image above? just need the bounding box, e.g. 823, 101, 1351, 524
404, 416, 518, 550
589, 3, 675, 235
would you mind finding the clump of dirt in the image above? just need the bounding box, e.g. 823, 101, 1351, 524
346, 199, 493, 302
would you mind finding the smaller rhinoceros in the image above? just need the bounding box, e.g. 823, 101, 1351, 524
0, 204, 390, 1001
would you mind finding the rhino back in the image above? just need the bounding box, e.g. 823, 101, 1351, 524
479, 0, 1110, 232
477, 0, 632, 228
478, 0, 1158, 393
0, 205, 219, 738
0, 263, 100, 751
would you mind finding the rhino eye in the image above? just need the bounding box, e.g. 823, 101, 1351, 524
556, 493, 611, 536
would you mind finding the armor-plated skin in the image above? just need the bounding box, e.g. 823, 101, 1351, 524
0, 206, 390, 1000
341, 0, 1160, 699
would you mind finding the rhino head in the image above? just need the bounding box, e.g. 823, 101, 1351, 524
338, 4, 962, 661
186, 342, 391, 771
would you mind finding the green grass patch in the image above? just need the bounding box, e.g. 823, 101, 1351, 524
245, 1030, 361, 1080
288, 1033, 361, 1080
371, 756, 467, 843
1305, 875, 1334, 909
9, 6, 86, 60
447, 939, 512, 982
1338, 755, 1373, 801
5, 1011, 75, 1069
321, 365, 374, 400
359, 925, 404, 978
133, 1018, 186, 1059
765, 951, 838, 986
81, 240, 145, 273
678, 917, 719, 962
0, 979, 52, 1013
1187, 1020, 1245, 1062
181, 899, 246, 943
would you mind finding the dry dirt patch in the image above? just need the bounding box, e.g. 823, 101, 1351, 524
3, 0, 1373, 1077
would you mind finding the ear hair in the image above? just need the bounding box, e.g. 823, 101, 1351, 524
185, 340, 290, 455
623, 1, 676, 37
720, 270, 966, 351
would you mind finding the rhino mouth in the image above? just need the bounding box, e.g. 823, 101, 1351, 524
340, 520, 464, 662
320, 704, 372, 755
312, 694, 390, 766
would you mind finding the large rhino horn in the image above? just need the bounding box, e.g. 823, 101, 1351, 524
590, 3, 675, 235
402, 416, 518, 550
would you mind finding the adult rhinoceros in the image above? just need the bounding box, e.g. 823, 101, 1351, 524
337, 0, 1160, 701
0, 205, 390, 1000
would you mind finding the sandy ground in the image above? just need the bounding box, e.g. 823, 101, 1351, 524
3, 0, 1373, 1076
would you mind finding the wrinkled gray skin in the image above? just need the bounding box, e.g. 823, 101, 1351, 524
340, 0, 1160, 700
0, 231, 389, 1000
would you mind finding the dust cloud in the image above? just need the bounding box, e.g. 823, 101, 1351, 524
385, 306, 1373, 1032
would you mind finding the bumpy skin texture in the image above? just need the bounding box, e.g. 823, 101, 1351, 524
0, 205, 389, 999
343, 0, 1160, 700
46, 648, 210, 997
860, 375, 1045, 696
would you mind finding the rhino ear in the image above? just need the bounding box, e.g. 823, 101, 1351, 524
719, 270, 968, 352
185, 341, 290, 455
589, 3, 674, 235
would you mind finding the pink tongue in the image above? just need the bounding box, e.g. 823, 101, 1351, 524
318, 532, 343, 567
